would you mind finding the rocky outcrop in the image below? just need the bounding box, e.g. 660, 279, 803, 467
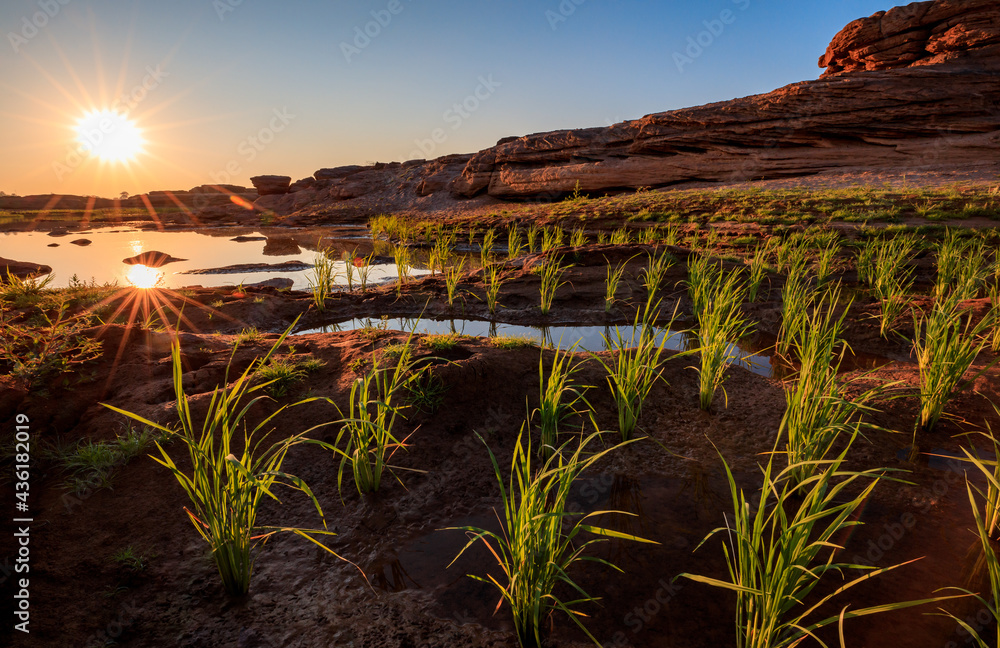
123, 251, 186, 267
0, 184, 256, 212
820, 0, 1000, 75
0, 258, 51, 280
250, 175, 292, 196
442, 0, 999, 200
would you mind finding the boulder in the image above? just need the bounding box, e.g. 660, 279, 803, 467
0, 258, 52, 280
250, 175, 292, 196
70, 239, 92, 246
122, 251, 187, 267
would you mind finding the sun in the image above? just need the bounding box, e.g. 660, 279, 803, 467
76, 109, 144, 162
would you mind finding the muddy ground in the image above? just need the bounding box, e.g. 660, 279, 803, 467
2, 231, 1000, 648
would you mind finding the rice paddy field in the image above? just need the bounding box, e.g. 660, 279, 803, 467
5, 183, 1000, 647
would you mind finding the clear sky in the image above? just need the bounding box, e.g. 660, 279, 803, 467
0, 0, 896, 198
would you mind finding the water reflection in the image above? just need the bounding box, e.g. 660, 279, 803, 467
125, 264, 164, 289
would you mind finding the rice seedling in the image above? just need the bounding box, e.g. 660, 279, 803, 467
935, 230, 986, 302
638, 227, 658, 245
941, 459, 1000, 648
913, 297, 990, 435
329, 337, 421, 496
610, 227, 630, 245
541, 226, 564, 253
341, 248, 358, 289
989, 282, 1000, 353
779, 287, 877, 485
864, 234, 916, 336
815, 240, 840, 284
308, 249, 338, 311
662, 225, 680, 247
597, 232, 608, 245
481, 228, 498, 267
526, 223, 540, 253
430, 232, 456, 276
444, 259, 466, 307
393, 245, 411, 294
448, 430, 653, 648
104, 327, 347, 596
679, 440, 948, 648
538, 257, 569, 315
591, 302, 676, 440
485, 263, 505, 314
776, 262, 816, 357
746, 248, 770, 302
507, 225, 524, 259
534, 342, 593, 459
689, 264, 753, 411
570, 227, 586, 248
640, 248, 675, 306
604, 258, 631, 313
355, 252, 375, 292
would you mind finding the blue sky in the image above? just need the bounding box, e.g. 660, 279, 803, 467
0, 0, 894, 196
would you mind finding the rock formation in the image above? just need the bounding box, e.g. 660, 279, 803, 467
250, 175, 292, 196
0, 258, 51, 280
445, 0, 999, 199
122, 251, 187, 267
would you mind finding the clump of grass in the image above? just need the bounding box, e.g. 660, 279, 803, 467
423, 333, 464, 352
815, 240, 840, 284
570, 227, 586, 248
610, 227, 630, 245
330, 338, 420, 496
112, 545, 150, 573
913, 297, 989, 435
406, 370, 447, 414
0, 303, 103, 389
534, 343, 592, 459
491, 335, 536, 350
679, 439, 948, 648
61, 426, 161, 493
688, 263, 753, 411
541, 226, 564, 253
591, 303, 674, 440
104, 326, 347, 596
0, 270, 53, 308
448, 430, 653, 648
604, 258, 631, 313
255, 354, 324, 398
863, 235, 916, 337
307, 249, 338, 311
444, 259, 466, 307
538, 258, 569, 316
232, 327, 264, 348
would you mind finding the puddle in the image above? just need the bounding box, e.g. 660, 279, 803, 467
295, 317, 854, 379
0, 227, 434, 290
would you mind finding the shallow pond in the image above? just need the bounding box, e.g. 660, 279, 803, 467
0, 226, 429, 290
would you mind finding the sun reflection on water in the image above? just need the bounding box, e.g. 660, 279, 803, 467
125, 264, 164, 289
